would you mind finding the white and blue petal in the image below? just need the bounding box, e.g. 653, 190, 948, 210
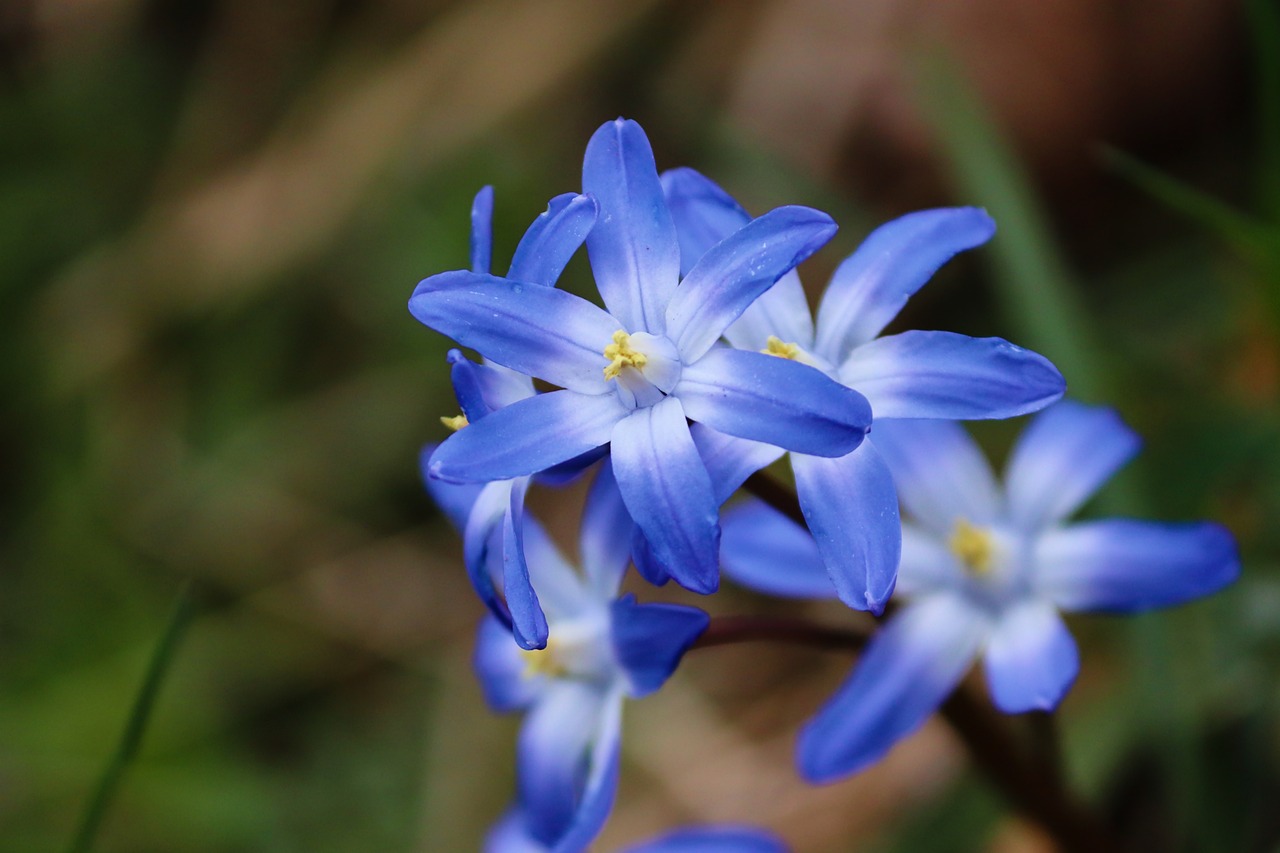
447, 350, 534, 422
897, 522, 965, 597
982, 601, 1079, 713
611, 398, 720, 594
689, 423, 784, 504
579, 460, 633, 600
547, 688, 625, 853
471, 185, 495, 275
797, 594, 987, 781
508, 193, 598, 287
461, 480, 518, 633
610, 594, 709, 696
1003, 401, 1141, 530
583, 118, 681, 333
677, 348, 870, 457
870, 419, 1002, 533
837, 331, 1064, 420
420, 443, 483, 530
410, 271, 616, 394
521, 515, 592, 623
428, 390, 624, 484
720, 500, 836, 599
813, 207, 996, 364
502, 477, 550, 650
1033, 520, 1240, 613
631, 530, 671, 587
474, 615, 545, 713
623, 826, 787, 853
664, 206, 835, 361
484, 808, 544, 853
792, 442, 901, 613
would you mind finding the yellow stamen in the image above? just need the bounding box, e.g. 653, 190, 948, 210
949, 518, 995, 576
603, 330, 647, 380
440, 414, 469, 432
761, 335, 801, 360
521, 641, 566, 679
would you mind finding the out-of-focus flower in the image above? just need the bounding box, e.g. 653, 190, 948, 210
436, 461, 709, 852
487, 815, 788, 853
720, 401, 1239, 780
662, 168, 1066, 614
413, 118, 870, 595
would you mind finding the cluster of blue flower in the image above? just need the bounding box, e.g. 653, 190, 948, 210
411, 119, 1240, 852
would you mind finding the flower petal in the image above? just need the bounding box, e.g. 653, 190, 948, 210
483, 808, 544, 853
792, 443, 901, 613
838, 331, 1064, 420
1003, 401, 1141, 529
470, 185, 495, 275
897, 522, 963, 596
870, 418, 1002, 533
521, 515, 591, 622
508, 193, 598, 287
410, 270, 616, 394
549, 688, 624, 853
983, 601, 1079, 713
502, 477, 550, 650
428, 390, 624, 484
677, 347, 870, 457
665, 205, 835, 361
474, 615, 544, 713
689, 423, 784, 504
720, 500, 836, 599
447, 350, 534, 422
797, 594, 986, 781
461, 480, 516, 633
1034, 520, 1240, 612
611, 594, 709, 696
582, 118, 680, 333
579, 459, 633, 599
813, 207, 996, 363
631, 529, 671, 587
611, 398, 720, 594
623, 827, 787, 853
420, 443, 484, 530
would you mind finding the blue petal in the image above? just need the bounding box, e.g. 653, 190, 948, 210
428, 390, 624, 484
579, 459, 633, 599
798, 594, 986, 781
1004, 401, 1140, 529
689, 423, 784, 504
631, 529, 671, 587
813, 207, 996, 364
503, 477, 550, 650
983, 602, 1078, 713
471, 185, 495, 275
508, 193, 598, 287
792, 443, 901, 614
484, 808, 545, 853
549, 689, 624, 853
611, 398, 720, 594
678, 348, 870, 457
583, 118, 680, 333
461, 480, 516, 633
448, 350, 534, 422
411, 271, 618, 394
623, 826, 787, 853
838, 331, 1064, 420
538, 445, 609, 486
522, 517, 591, 621
720, 500, 836, 599
474, 616, 544, 713
611, 594, 709, 696
665, 206, 835, 361
660, 167, 813, 352
869, 419, 1001, 534
897, 522, 964, 596
518, 682, 610, 845
420, 442, 483, 530
1034, 520, 1240, 612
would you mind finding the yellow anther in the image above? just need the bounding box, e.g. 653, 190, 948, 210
440, 413, 469, 432
949, 518, 995, 576
761, 335, 801, 360
603, 330, 647, 380
521, 641, 566, 679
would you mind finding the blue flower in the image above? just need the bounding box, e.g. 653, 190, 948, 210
413, 119, 871, 594
719, 401, 1239, 780
454, 460, 709, 853
488, 814, 787, 853
661, 168, 1066, 614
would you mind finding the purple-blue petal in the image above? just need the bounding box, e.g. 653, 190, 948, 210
549, 690, 624, 853
813, 207, 996, 363
798, 595, 986, 781
580, 459, 633, 599
792, 443, 901, 614
484, 808, 545, 853
677, 348, 870, 457
611, 594, 709, 696
1034, 520, 1240, 612
583, 118, 680, 333
428, 390, 624, 484
664, 206, 836, 361
660, 166, 751, 275
503, 477, 549, 650
631, 529, 671, 587
410, 270, 617, 394
447, 350, 534, 422
461, 480, 516, 633
420, 442, 483, 530
1004, 401, 1141, 529
474, 615, 543, 713
471, 185, 495, 275
689, 423, 785, 504
623, 827, 787, 853
838, 331, 1064, 420
983, 602, 1079, 713
611, 398, 720, 594
518, 682, 610, 845
720, 500, 836, 599
508, 193, 598, 287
